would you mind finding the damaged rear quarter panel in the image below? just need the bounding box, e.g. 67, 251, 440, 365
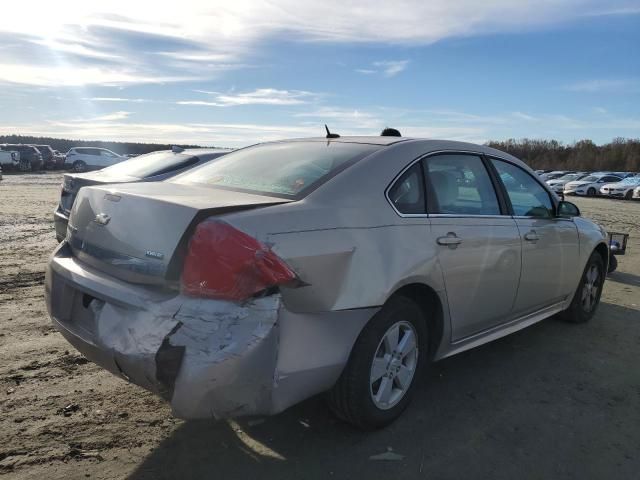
222, 201, 445, 313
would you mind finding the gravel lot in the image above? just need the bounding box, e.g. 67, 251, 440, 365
1, 172, 639, 479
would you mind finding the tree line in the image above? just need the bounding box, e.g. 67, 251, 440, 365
485, 138, 640, 172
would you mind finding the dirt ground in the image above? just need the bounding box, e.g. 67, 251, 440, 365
1, 172, 639, 480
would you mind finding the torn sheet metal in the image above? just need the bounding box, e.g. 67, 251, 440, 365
81, 294, 281, 419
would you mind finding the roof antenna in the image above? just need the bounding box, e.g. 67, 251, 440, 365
325, 124, 340, 139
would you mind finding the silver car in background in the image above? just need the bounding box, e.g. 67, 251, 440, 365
599, 176, 640, 200
46, 137, 609, 429
54, 148, 229, 241
545, 172, 588, 194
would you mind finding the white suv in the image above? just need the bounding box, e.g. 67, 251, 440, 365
65, 147, 125, 172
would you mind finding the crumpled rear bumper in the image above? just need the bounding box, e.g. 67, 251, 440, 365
45, 243, 374, 419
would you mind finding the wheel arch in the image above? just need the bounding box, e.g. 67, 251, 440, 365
593, 241, 609, 272
388, 282, 445, 359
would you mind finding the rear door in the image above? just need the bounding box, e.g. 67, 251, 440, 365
424, 153, 522, 340
490, 158, 579, 315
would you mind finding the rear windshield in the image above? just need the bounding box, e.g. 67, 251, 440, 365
172, 141, 381, 197
100, 151, 201, 178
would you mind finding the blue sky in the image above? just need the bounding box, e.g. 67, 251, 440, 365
0, 1, 639, 147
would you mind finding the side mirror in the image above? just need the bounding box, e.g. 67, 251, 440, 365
558, 201, 580, 217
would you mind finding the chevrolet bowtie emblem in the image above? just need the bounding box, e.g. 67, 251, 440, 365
94, 213, 111, 225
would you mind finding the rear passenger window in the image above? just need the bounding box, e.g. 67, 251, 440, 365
425, 154, 500, 215
491, 159, 553, 218
388, 163, 426, 214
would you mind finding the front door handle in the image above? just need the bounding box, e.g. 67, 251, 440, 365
524, 230, 539, 242
437, 233, 462, 247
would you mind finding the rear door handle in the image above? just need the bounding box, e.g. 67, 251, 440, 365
437, 234, 462, 247
524, 230, 539, 242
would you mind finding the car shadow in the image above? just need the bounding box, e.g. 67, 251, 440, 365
127, 302, 640, 480
607, 270, 640, 287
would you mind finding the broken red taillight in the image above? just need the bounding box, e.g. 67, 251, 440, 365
181, 219, 296, 301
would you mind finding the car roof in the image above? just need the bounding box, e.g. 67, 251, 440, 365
264, 136, 523, 155
172, 148, 230, 155
279, 136, 410, 146
257, 136, 527, 168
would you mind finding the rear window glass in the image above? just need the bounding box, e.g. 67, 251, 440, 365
173, 142, 381, 197
101, 151, 200, 178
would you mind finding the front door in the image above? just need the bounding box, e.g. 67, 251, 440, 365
490, 158, 580, 315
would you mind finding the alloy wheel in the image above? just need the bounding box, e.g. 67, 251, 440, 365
581, 264, 601, 312
369, 321, 418, 410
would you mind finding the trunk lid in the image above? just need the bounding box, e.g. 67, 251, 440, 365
68, 182, 291, 285
61, 172, 139, 214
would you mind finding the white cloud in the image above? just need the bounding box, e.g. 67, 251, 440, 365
294, 107, 383, 129
512, 111, 536, 121
0, 63, 197, 87
90, 111, 133, 121
356, 60, 409, 77
373, 60, 409, 77
176, 100, 223, 107
563, 79, 640, 93
0, 0, 632, 86
178, 88, 316, 107
86, 97, 150, 103
584, 6, 640, 16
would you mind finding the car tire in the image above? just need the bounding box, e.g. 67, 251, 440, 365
72, 160, 87, 172
560, 251, 604, 323
327, 296, 427, 430
624, 190, 633, 200
587, 187, 596, 197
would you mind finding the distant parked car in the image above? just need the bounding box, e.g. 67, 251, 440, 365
53, 150, 66, 169
564, 173, 622, 196
599, 176, 640, 200
546, 172, 589, 195
539, 170, 575, 182
54, 148, 229, 241
0, 144, 43, 171
0, 150, 19, 170
34, 145, 57, 169
65, 147, 125, 172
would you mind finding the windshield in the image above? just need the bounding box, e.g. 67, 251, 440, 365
621, 176, 640, 184
100, 151, 201, 178
580, 175, 598, 182
172, 141, 381, 197
558, 173, 579, 181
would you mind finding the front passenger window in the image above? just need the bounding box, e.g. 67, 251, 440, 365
492, 159, 553, 218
